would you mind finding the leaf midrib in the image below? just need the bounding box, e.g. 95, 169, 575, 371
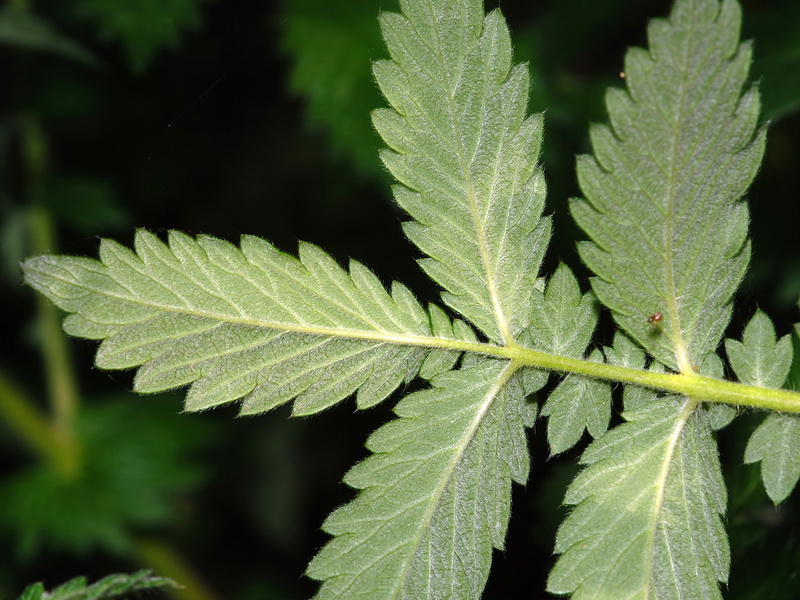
643, 398, 697, 599
423, 4, 513, 346
393, 361, 519, 598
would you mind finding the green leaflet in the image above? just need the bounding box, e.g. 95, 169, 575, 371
552, 0, 758, 595
522, 265, 610, 454
572, 0, 764, 373
727, 311, 798, 503
541, 350, 611, 455
725, 310, 793, 389
744, 413, 800, 504
307, 359, 539, 599
17, 570, 176, 600
22, 230, 474, 416
548, 399, 729, 600
372, 0, 550, 343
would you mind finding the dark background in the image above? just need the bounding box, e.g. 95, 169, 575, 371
1, 0, 799, 598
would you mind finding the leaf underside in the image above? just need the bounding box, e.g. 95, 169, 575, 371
22, 230, 473, 417
728, 311, 797, 503
373, 0, 549, 343
548, 399, 729, 600
18, 0, 782, 599
307, 360, 538, 599
572, 0, 763, 373
552, 0, 762, 596
308, 0, 554, 597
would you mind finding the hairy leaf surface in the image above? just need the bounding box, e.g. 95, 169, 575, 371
307, 359, 538, 599
728, 311, 798, 503
372, 0, 550, 343
22, 230, 474, 416
572, 0, 764, 372
548, 398, 728, 600
522, 264, 609, 454
553, 1, 752, 593
725, 310, 792, 389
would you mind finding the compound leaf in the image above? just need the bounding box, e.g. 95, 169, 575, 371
548, 398, 728, 599
373, 0, 550, 343
523, 264, 610, 454
572, 0, 764, 372
22, 230, 474, 416
17, 570, 176, 600
307, 359, 539, 599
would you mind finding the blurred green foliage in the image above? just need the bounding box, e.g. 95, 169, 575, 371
1, 1, 799, 599
18, 569, 176, 600
76, 0, 210, 73
280, 0, 392, 180
0, 7, 97, 67
0, 398, 212, 558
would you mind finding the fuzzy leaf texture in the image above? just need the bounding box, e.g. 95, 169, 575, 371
17, 570, 177, 600
551, 0, 761, 597
524, 265, 611, 454
372, 0, 550, 343
22, 230, 475, 416
571, 0, 763, 373
306, 1, 552, 597
307, 360, 538, 599
548, 399, 729, 600
727, 311, 798, 503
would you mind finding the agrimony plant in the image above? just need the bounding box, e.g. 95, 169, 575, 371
20, 0, 800, 598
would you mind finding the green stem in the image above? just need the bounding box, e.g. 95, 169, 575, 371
22, 115, 80, 430
393, 336, 800, 413
133, 538, 219, 600
0, 370, 78, 476
508, 344, 800, 412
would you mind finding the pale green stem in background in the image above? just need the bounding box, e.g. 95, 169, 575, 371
0, 370, 77, 475
134, 538, 219, 600
21, 115, 81, 432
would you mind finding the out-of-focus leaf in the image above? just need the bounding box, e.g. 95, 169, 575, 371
0, 7, 98, 67
46, 177, 129, 235
0, 398, 213, 557
17, 570, 177, 600
75, 0, 209, 73
745, 0, 800, 122
280, 0, 392, 179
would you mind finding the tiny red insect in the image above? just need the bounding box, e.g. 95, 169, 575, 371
647, 312, 663, 324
